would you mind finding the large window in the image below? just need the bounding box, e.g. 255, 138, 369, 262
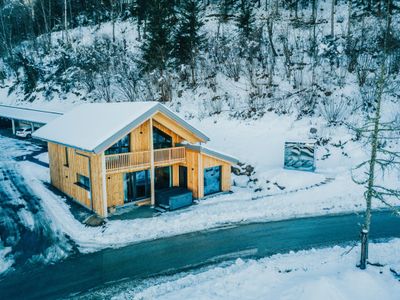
153, 127, 172, 149
76, 173, 90, 191
105, 135, 130, 155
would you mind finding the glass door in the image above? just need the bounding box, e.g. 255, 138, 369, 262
135, 170, 150, 199
124, 172, 135, 203
179, 166, 187, 188
124, 170, 150, 203
155, 166, 172, 190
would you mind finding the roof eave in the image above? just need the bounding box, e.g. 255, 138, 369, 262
181, 144, 239, 164
32, 134, 95, 154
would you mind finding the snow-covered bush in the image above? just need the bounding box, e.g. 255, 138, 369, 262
319, 96, 351, 126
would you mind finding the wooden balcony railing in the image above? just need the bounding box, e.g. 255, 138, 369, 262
154, 147, 186, 166
105, 147, 186, 173
105, 150, 151, 172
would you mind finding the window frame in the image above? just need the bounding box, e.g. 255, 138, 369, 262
75, 173, 91, 191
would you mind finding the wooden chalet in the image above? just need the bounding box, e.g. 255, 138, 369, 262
33, 102, 238, 217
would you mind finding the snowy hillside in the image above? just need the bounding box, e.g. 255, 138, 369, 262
0, 1, 399, 121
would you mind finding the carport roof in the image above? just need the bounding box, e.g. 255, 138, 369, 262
0, 104, 63, 125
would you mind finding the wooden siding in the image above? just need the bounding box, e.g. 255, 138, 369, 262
48, 142, 106, 217
172, 164, 179, 187
106, 173, 124, 207
185, 149, 201, 198
130, 120, 150, 152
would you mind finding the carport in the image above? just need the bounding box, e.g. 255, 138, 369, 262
0, 104, 63, 134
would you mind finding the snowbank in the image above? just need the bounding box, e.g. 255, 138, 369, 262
112, 239, 400, 300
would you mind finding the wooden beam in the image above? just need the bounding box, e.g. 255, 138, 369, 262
101, 153, 108, 218
198, 152, 203, 198
149, 118, 155, 206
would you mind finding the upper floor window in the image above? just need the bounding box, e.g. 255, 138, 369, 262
153, 127, 172, 149
105, 135, 130, 155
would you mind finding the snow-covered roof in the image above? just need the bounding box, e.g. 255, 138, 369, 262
33, 102, 210, 153
0, 104, 63, 124
182, 144, 239, 164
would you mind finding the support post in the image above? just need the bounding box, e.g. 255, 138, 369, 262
30, 122, 34, 133
359, 229, 368, 269
149, 118, 155, 206
11, 119, 15, 134
198, 151, 203, 198
101, 153, 108, 218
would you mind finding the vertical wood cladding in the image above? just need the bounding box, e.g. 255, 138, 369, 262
47, 142, 105, 216
47, 112, 233, 216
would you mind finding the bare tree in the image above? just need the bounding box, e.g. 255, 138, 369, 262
352, 0, 400, 270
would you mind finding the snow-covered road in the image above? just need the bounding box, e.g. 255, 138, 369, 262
1, 210, 399, 299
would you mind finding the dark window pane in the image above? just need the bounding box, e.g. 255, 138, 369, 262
155, 166, 171, 190
64, 147, 69, 167
135, 170, 150, 199
153, 127, 172, 149
76, 174, 90, 191
105, 135, 130, 155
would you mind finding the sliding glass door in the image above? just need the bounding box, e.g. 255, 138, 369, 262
124, 170, 150, 203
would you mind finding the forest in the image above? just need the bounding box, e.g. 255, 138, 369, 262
0, 0, 399, 122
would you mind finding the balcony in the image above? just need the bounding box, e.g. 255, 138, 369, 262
105, 146, 186, 174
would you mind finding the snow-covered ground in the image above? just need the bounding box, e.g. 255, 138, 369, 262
4, 109, 396, 257
0, 134, 72, 276
103, 239, 400, 300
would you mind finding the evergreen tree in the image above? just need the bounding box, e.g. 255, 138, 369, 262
219, 0, 236, 23
133, 0, 149, 41
140, 0, 175, 72
237, 0, 254, 40
173, 0, 205, 84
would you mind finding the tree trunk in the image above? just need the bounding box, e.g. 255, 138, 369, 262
347, 0, 352, 49
360, 0, 390, 268
330, 0, 335, 37
266, 18, 278, 57
64, 0, 69, 43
